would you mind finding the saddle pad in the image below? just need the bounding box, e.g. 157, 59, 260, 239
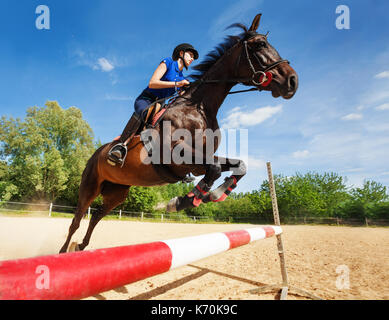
151, 108, 167, 127
145, 102, 162, 124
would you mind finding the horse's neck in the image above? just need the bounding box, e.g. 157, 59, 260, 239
190, 50, 240, 120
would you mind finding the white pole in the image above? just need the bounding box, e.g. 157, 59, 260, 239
49, 203, 53, 217
161, 214, 164, 222
119, 210, 122, 219
141, 212, 144, 220
87, 207, 90, 219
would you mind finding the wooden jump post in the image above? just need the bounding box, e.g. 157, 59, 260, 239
249, 162, 322, 300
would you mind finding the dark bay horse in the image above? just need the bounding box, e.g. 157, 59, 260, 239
59, 14, 298, 253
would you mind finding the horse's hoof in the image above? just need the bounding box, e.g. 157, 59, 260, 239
166, 197, 178, 212
68, 242, 80, 252
209, 176, 235, 202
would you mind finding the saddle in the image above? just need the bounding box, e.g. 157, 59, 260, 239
140, 101, 168, 131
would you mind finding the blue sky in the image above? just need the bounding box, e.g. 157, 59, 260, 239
1, 0, 389, 193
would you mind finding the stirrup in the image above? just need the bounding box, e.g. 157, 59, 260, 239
107, 143, 128, 167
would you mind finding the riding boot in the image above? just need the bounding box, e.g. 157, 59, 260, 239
107, 112, 142, 166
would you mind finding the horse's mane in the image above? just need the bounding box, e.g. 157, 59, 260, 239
189, 23, 255, 81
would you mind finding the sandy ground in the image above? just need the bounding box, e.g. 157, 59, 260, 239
0, 215, 388, 300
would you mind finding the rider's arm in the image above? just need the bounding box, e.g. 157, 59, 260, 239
148, 62, 189, 89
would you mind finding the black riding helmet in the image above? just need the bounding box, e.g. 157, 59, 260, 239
172, 43, 199, 60
172, 43, 199, 69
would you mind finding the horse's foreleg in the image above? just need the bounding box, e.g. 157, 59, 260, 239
166, 155, 247, 212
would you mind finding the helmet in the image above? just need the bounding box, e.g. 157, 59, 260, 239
172, 43, 199, 61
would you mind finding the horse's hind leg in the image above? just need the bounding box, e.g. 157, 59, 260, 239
59, 199, 100, 253
77, 182, 130, 251
59, 175, 102, 253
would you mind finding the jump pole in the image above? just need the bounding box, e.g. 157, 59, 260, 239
0, 226, 281, 300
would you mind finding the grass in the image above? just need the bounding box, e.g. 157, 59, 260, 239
2, 210, 386, 227
0, 210, 227, 224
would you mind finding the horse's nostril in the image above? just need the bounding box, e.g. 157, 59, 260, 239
288, 74, 298, 91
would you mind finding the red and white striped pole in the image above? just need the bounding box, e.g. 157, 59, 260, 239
0, 226, 281, 300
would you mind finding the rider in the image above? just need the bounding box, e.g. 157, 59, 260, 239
107, 43, 199, 166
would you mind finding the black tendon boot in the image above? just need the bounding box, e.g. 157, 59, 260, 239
107, 112, 142, 166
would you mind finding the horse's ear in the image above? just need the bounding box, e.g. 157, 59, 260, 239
249, 14, 262, 32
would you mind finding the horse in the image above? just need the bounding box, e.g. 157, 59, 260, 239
59, 14, 298, 253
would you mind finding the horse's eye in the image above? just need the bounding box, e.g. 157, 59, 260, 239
257, 41, 267, 49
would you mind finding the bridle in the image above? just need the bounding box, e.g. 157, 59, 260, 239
242, 40, 289, 87
192, 35, 290, 94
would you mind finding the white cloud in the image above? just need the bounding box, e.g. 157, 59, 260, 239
230, 106, 242, 113
375, 103, 389, 111
303, 132, 389, 173
292, 150, 310, 159
246, 156, 266, 169
374, 71, 389, 79
360, 86, 389, 105
96, 58, 114, 72
221, 105, 282, 129
341, 167, 364, 173
341, 113, 363, 121
71, 49, 95, 69
70, 48, 116, 73
365, 122, 389, 133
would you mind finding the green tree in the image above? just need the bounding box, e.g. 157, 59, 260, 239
316, 172, 350, 216
0, 161, 18, 202
0, 101, 95, 202
340, 180, 389, 219
351, 180, 388, 203
123, 186, 158, 212
258, 172, 348, 218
